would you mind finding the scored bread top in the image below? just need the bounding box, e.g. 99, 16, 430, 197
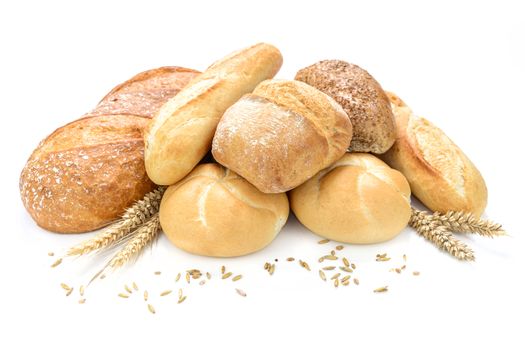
89, 66, 200, 118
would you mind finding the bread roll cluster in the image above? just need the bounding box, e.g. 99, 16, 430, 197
20, 42, 488, 257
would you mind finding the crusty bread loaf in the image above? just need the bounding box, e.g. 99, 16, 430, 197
382, 92, 488, 216
20, 66, 198, 233
20, 115, 156, 233
145, 43, 283, 185
290, 153, 411, 244
295, 60, 395, 154
159, 163, 289, 257
88, 66, 200, 118
212, 79, 352, 193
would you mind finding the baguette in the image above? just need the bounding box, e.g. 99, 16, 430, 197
144, 43, 283, 185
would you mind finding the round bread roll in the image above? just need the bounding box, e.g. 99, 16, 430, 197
145, 43, 283, 186
212, 79, 352, 193
382, 92, 487, 216
289, 153, 411, 244
295, 60, 395, 154
160, 163, 289, 257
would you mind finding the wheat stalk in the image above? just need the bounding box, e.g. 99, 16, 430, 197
430, 211, 506, 237
409, 208, 475, 261
67, 187, 165, 256
89, 213, 161, 284
107, 213, 161, 269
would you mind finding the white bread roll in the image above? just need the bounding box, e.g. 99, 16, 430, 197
145, 43, 283, 185
290, 153, 411, 244
212, 79, 352, 193
382, 92, 487, 217
159, 163, 289, 257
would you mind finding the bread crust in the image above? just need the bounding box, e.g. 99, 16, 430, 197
20, 115, 156, 233
159, 163, 289, 257
382, 92, 488, 216
290, 153, 411, 243
295, 60, 395, 154
88, 66, 200, 118
20, 66, 197, 233
212, 79, 352, 193
145, 43, 283, 185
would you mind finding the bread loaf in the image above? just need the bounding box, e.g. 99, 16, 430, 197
20, 66, 198, 233
295, 60, 395, 154
88, 66, 199, 118
212, 79, 352, 193
145, 43, 283, 185
382, 92, 488, 216
290, 153, 411, 244
159, 163, 289, 257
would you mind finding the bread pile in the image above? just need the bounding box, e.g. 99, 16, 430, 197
20, 43, 488, 257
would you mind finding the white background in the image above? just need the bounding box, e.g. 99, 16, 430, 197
1, 0, 523, 349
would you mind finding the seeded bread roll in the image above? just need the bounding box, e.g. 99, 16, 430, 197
159, 163, 289, 257
212, 79, 352, 193
382, 92, 488, 216
20, 67, 198, 233
145, 43, 283, 185
290, 153, 411, 244
295, 60, 395, 154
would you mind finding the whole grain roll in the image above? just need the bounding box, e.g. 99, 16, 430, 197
145, 43, 283, 185
20, 66, 198, 233
295, 60, 395, 154
290, 153, 411, 244
212, 79, 352, 193
159, 163, 289, 257
382, 92, 488, 216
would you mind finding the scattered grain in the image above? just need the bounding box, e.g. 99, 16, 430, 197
339, 266, 353, 273
154, 271, 161, 275
124, 284, 132, 294
160, 290, 172, 297
178, 296, 187, 304
78, 298, 86, 304
206, 272, 211, 280
48, 252, 55, 257
299, 260, 311, 271
148, 304, 156, 314
51, 258, 62, 268
318, 239, 330, 244
413, 271, 420, 276
222, 272, 233, 279
175, 273, 181, 282
342, 257, 350, 267
118, 293, 129, 298
287, 257, 295, 262
335, 245, 344, 251
353, 278, 359, 285
374, 286, 388, 293
132, 282, 139, 291
331, 273, 341, 280
319, 270, 327, 281
232, 275, 242, 282
322, 266, 336, 271
236, 288, 247, 297
144, 290, 148, 301
79, 285, 85, 297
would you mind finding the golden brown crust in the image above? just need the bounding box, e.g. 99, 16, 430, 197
20, 66, 197, 233
295, 60, 395, 154
382, 92, 488, 216
145, 43, 283, 185
20, 115, 156, 233
290, 153, 411, 244
88, 66, 200, 118
159, 163, 289, 257
212, 79, 352, 193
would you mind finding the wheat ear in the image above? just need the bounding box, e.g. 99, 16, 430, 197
89, 213, 161, 284
430, 211, 506, 237
67, 187, 165, 256
409, 208, 475, 261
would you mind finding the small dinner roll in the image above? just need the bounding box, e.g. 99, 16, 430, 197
159, 163, 289, 257
289, 153, 411, 244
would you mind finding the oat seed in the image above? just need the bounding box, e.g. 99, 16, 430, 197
232, 275, 242, 282
51, 258, 62, 268
413, 271, 420, 276
160, 290, 172, 296
287, 257, 295, 262
124, 284, 132, 294
373, 286, 388, 293
144, 290, 148, 301
222, 272, 233, 279
118, 293, 129, 298
318, 239, 330, 244
148, 304, 156, 314
335, 245, 344, 251
178, 296, 187, 304
319, 270, 326, 281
